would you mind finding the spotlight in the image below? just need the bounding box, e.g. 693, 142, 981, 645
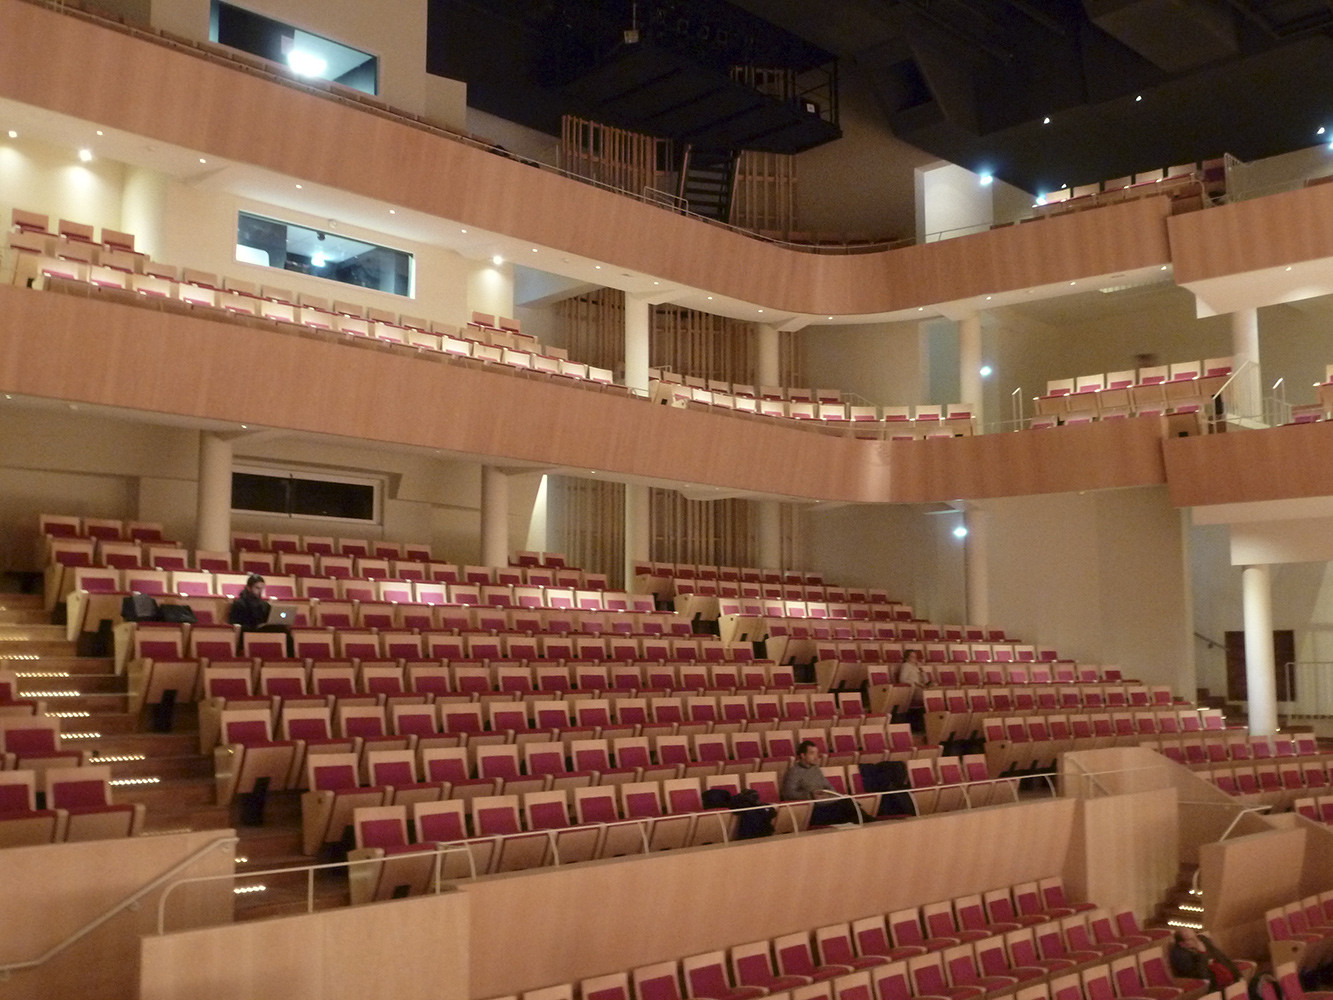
492, 255, 503, 266
6, 130, 15, 139
978, 174, 993, 187
953, 526, 969, 539
287, 51, 327, 77
78, 148, 93, 162
979, 366, 993, 377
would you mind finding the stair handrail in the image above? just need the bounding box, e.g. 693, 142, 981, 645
1194, 805, 1274, 901
0, 834, 238, 977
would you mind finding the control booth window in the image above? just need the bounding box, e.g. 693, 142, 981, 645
210, 1, 379, 96
235, 212, 412, 297
232, 467, 381, 524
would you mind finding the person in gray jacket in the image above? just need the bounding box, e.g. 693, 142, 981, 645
781, 740, 836, 800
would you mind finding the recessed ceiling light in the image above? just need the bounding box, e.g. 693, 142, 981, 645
389, 209, 395, 214
594, 265, 601, 269
492, 255, 503, 265
827, 316, 833, 320
707, 296, 713, 300
978, 174, 993, 186
1286, 266, 1293, 271
77, 149, 92, 162
653, 281, 660, 285
1161, 265, 1168, 270
1042, 117, 1051, 124
241, 424, 248, 429
7, 130, 17, 139
295, 183, 302, 189
198, 157, 207, 164
531, 248, 538, 253
757, 309, 764, 313
95, 130, 103, 136
918, 307, 923, 312
1069, 281, 1076, 285
1135, 95, 1142, 102
460, 229, 467, 234
985, 296, 992, 301
1320, 127, 1327, 136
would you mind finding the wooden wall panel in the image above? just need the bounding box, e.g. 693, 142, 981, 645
0, 1, 1174, 316
1163, 422, 1333, 507
1169, 183, 1333, 283
1067, 788, 1178, 927
649, 490, 756, 568
0, 830, 234, 1000
0, 286, 1176, 505
140, 891, 470, 1000
464, 799, 1076, 998
1199, 828, 1306, 960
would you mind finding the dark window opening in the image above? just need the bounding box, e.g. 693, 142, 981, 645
233, 471, 378, 523
236, 211, 412, 297
210, 1, 379, 96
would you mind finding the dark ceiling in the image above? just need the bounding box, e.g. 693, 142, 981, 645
428, 0, 1333, 193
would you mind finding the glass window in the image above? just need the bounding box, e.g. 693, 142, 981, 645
210, 1, 378, 96
232, 468, 380, 523
236, 211, 412, 297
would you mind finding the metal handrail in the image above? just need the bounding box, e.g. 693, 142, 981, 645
0, 834, 238, 976
154, 775, 1045, 932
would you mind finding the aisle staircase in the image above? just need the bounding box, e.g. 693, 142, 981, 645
0, 588, 337, 920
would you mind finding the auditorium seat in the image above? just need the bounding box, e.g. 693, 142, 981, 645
300, 752, 390, 855
0, 769, 66, 846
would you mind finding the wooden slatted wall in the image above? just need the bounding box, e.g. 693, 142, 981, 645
548, 475, 626, 588
560, 116, 672, 200
558, 288, 626, 378
732, 151, 797, 234
649, 491, 757, 569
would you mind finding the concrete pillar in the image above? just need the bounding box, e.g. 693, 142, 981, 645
624, 295, 651, 395
757, 501, 782, 571
1241, 564, 1279, 736
195, 432, 233, 553
480, 466, 509, 568
964, 505, 989, 628
959, 313, 983, 430
756, 324, 780, 389
1230, 308, 1261, 420
624, 483, 650, 593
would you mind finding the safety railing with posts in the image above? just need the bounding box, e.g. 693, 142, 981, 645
154, 776, 1054, 928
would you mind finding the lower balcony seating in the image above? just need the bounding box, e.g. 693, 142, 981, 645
1032, 358, 1232, 429
1265, 895, 1333, 972
0, 764, 143, 846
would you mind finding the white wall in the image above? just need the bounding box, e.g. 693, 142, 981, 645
916, 162, 994, 243
150, 0, 429, 116
464, 109, 561, 167
0, 408, 554, 571
797, 319, 925, 405
981, 487, 1195, 695
794, 67, 936, 242
0, 137, 127, 244
801, 502, 967, 627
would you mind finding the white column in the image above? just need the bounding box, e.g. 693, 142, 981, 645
1231, 308, 1261, 419
624, 483, 650, 592
624, 295, 650, 394
195, 432, 233, 553
756, 323, 780, 389
757, 501, 782, 571
480, 466, 509, 568
1241, 564, 1279, 736
964, 505, 989, 629
959, 313, 983, 429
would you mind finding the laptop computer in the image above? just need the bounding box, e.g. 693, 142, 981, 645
263, 602, 301, 626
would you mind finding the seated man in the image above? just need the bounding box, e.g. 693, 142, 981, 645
782, 740, 860, 826
228, 574, 293, 655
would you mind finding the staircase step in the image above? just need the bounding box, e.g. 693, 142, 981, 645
0, 593, 45, 610
11, 656, 117, 675
115, 776, 216, 809
0, 639, 79, 656
0, 609, 51, 625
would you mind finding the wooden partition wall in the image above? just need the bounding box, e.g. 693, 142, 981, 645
732, 150, 798, 234
0, 829, 235, 1000
648, 490, 757, 569
0, 285, 1176, 505
140, 891, 470, 1000
1164, 421, 1333, 506
1200, 827, 1308, 960
560, 116, 672, 201
463, 798, 1078, 998
550, 476, 625, 587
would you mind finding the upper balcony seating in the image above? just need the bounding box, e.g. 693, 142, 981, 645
1033, 168, 1210, 219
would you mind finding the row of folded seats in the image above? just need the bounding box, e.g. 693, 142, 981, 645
1206, 764, 1333, 807
203, 694, 908, 772
825, 664, 1124, 694
1152, 731, 1326, 765
976, 715, 1223, 775
1031, 359, 1231, 427
637, 562, 829, 585
649, 381, 978, 437
324, 750, 1014, 872
127, 624, 762, 669
1266, 893, 1333, 971
474, 883, 1194, 1000
925, 692, 1212, 740
30, 256, 619, 387
0, 765, 143, 847
9, 212, 614, 384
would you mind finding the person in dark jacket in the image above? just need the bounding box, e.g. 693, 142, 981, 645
1169, 928, 1241, 992
228, 574, 270, 629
